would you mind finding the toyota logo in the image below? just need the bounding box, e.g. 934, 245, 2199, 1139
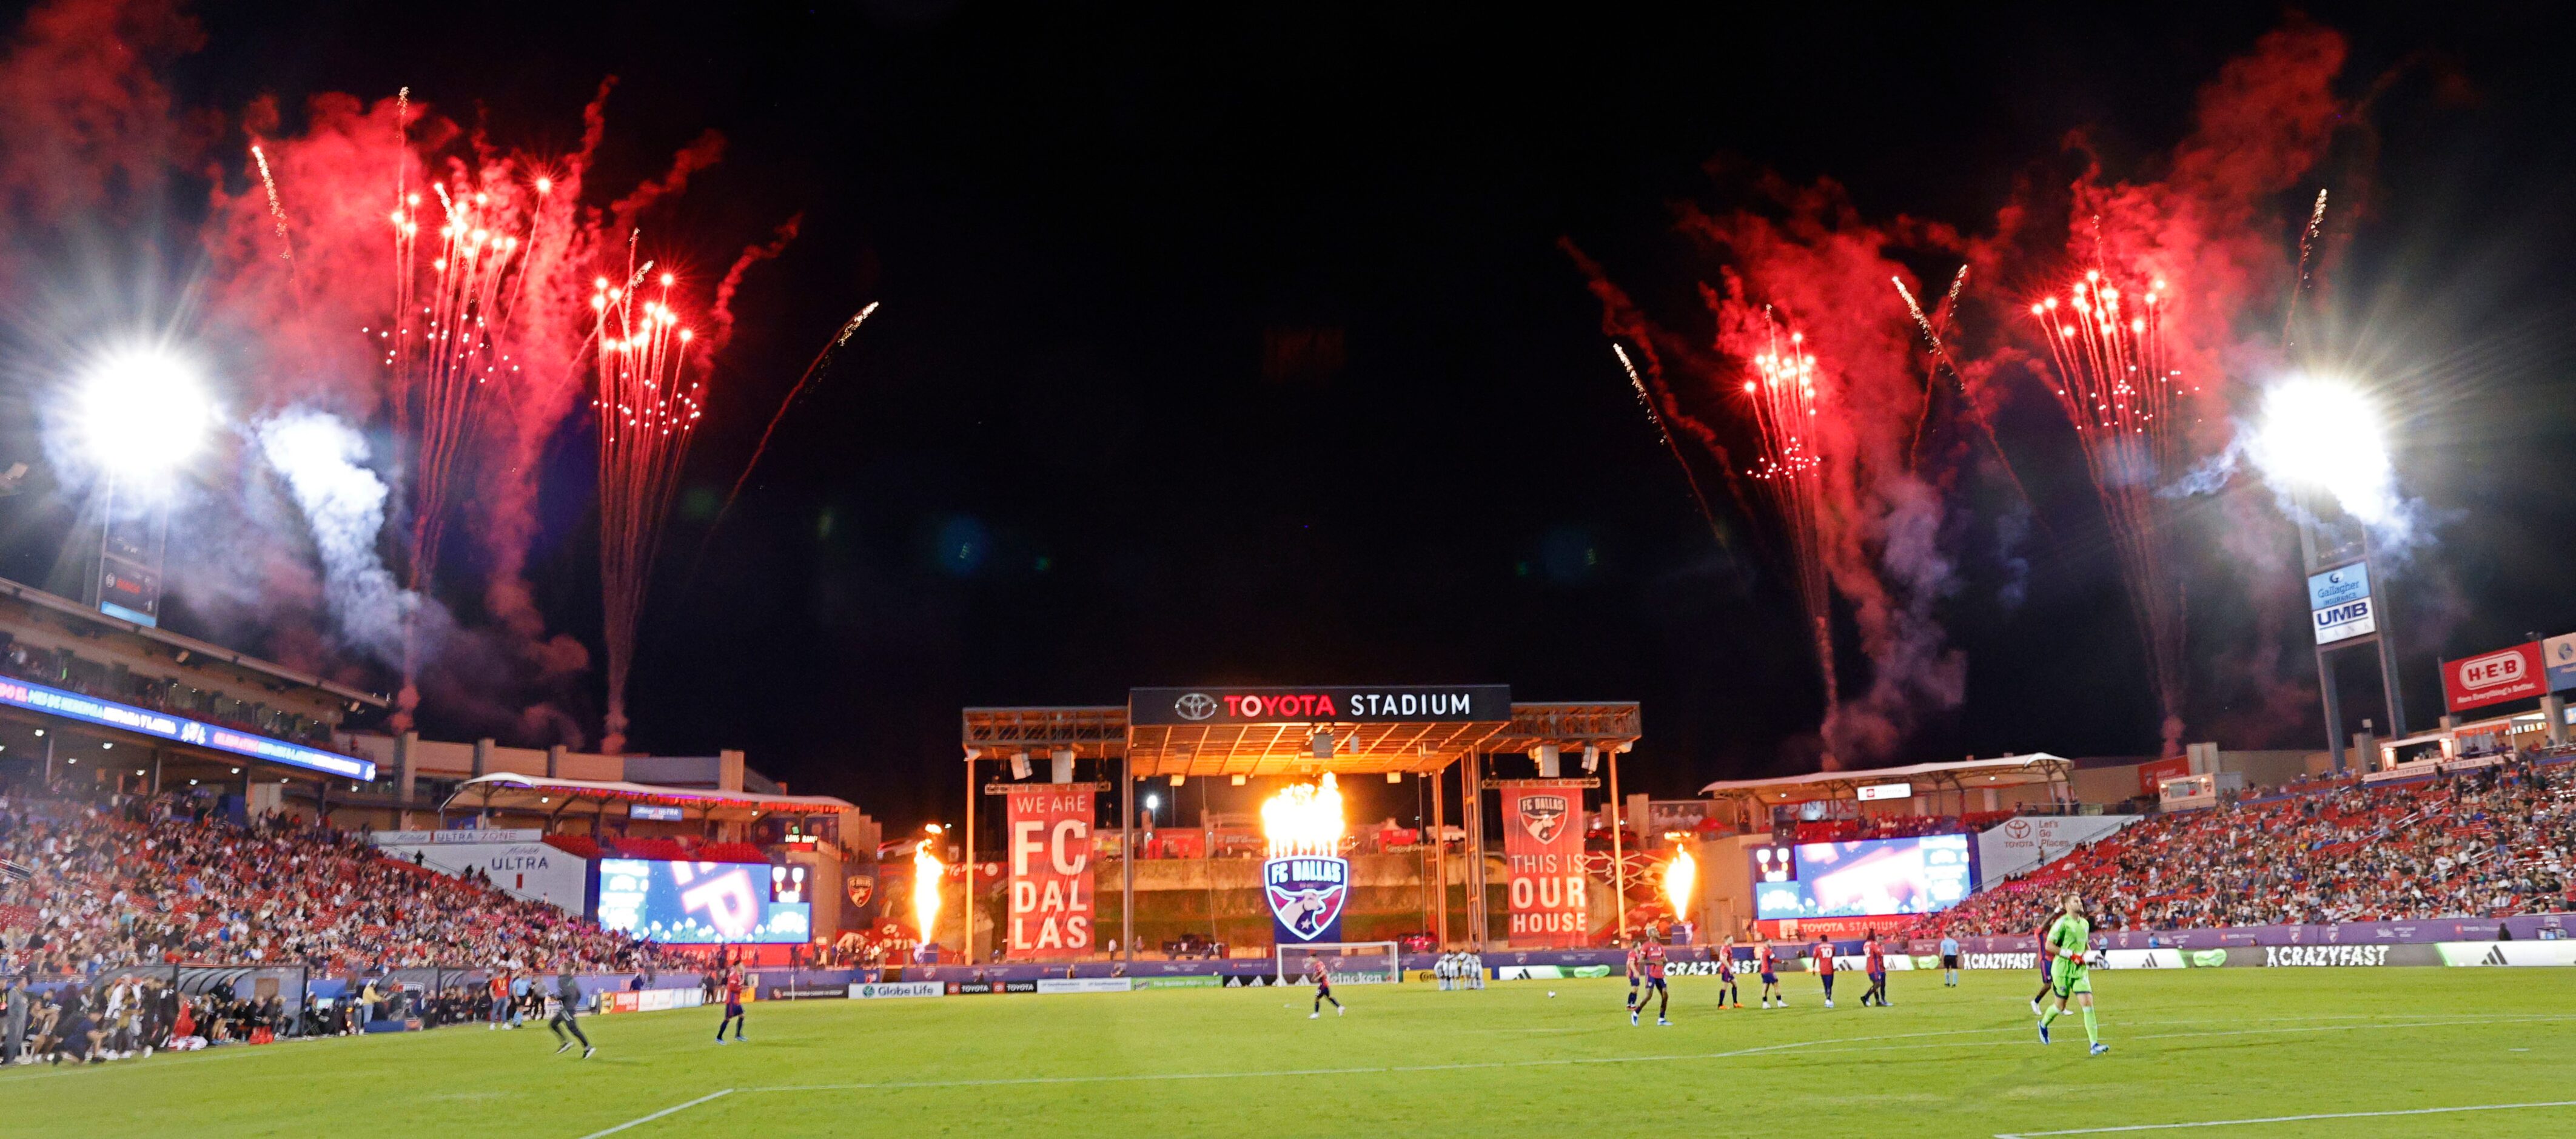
1174, 693, 1219, 721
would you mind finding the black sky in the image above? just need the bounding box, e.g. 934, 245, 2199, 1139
10, 2, 2575, 832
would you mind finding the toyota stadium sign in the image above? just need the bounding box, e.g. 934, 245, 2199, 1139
1129, 685, 1511, 726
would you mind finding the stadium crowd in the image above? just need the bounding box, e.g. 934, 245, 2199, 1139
0, 793, 677, 979
1910, 756, 2576, 937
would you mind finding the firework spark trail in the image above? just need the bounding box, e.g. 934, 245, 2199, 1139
2283, 188, 2329, 351
376, 146, 555, 726
249, 143, 296, 280
1894, 269, 2042, 520
2027, 267, 2194, 751
1740, 312, 1839, 718
711, 301, 878, 526
1612, 343, 1728, 549
592, 252, 706, 755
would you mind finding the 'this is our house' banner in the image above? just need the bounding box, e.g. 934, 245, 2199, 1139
1005, 787, 1095, 958
1501, 781, 1590, 947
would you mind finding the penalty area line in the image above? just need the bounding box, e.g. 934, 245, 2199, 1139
575, 1088, 734, 1139
1992, 1098, 2576, 1137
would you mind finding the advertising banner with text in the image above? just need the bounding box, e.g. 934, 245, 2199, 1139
1006, 787, 1096, 958
2443, 642, 2547, 713
1501, 781, 1590, 947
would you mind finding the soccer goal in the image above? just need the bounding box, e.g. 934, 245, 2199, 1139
1277, 941, 1404, 985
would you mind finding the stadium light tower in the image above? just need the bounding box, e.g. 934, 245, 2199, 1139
2251, 375, 2407, 771
70, 344, 215, 627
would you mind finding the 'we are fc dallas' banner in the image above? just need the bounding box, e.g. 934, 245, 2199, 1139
1006, 787, 1095, 958
1501, 781, 1589, 947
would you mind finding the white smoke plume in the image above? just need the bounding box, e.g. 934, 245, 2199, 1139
252, 409, 417, 665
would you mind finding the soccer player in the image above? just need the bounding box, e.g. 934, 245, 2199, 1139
1714, 936, 1742, 1009
486, 970, 511, 1029
1631, 940, 1671, 1026
1467, 951, 1483, 990
2036, 893, 2107, 1056
547, 966, 593, 1059
1623, 939, 1644, 1014
1859, 933, 1890, 1007
1813, 935, 1837, 1008
714, 967, 747, 1043
1939, 933, 1961, 987
1306, 955, 1343, 1018
2030, 912, 2064, 1015
1756, 939, 1786, 1008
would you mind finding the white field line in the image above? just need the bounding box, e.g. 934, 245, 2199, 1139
1993, 1099, 2576, 1137
574, 1089, 734, 1139
734, 1014, 2576, 1095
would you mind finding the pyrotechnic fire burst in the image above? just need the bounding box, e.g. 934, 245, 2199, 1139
913, 833, 945, 947
591, 254, 706, 755
1739, 315, 1839, 721
2026, 267, 2195, 750
1261, 773, 1346, 859
1662, 847, 1697, 923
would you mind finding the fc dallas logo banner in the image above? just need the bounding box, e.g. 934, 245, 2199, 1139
1502, 782, 1589, 947
1005, 787, 1095, 958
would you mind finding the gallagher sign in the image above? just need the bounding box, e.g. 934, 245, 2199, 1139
2306, 562, 2375, 645
1130, 685, 1509, 727
2443, 642, 2547, 713
1263, 855, 1350, 944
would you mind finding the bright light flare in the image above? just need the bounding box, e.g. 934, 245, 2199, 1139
1663, 847, 1697, 922
75, 346, 215, 479
2250, 375, 2395, 524
912, 836, 945, 946
1260, 773, 1346, 859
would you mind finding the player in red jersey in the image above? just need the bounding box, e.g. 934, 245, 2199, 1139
1630, 941, 1671, 1026
1813, 935, 1837, 1008
1859, 932, 1891, 1007
2031, 913, 2064, 1015
1623, 940, 1644, 1015
713, 967, 746, 1043
1714, 936, 1742, 1009
1756, 939, 1786, 1008
1306, 955, 1343, 1018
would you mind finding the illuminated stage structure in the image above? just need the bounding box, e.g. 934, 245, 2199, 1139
959, 688, 1642, 963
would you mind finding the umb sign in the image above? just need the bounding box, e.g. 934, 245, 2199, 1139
2307, 562, 2375, 645
1130, 685, 1510, 727
2442, 642, 2547, 713
1263, 855, 1350, 944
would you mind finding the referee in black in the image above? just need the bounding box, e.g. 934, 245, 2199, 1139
549, 964, 594, 1058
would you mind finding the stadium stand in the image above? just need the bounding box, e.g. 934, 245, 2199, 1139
0, 793, 676, 980
1908, 754, 2576, 936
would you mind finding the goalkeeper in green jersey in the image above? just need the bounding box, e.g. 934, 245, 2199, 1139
2036, 893, 2107, 1056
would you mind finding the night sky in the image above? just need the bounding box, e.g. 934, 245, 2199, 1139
3, 4, 2573, 832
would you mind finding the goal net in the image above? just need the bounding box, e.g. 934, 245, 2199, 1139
1277, 941, 1403, 985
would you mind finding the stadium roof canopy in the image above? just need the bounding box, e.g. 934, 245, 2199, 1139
962, 694, 1642, 779
1697, 753, 2074, 804
440, 773, 854, 822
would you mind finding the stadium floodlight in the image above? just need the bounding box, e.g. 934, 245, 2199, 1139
73, 344, 216, 482
2249, 375, 2394, 525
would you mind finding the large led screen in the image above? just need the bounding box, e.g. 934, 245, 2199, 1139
595, 858, 812, 944
1751, 835, 1974, 921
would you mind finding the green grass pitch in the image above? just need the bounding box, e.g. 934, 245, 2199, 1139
11, 969, 2576, 1137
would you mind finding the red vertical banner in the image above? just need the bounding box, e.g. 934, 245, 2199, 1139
1005, 786, 1095, 958
1501, 781, 1589, 947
